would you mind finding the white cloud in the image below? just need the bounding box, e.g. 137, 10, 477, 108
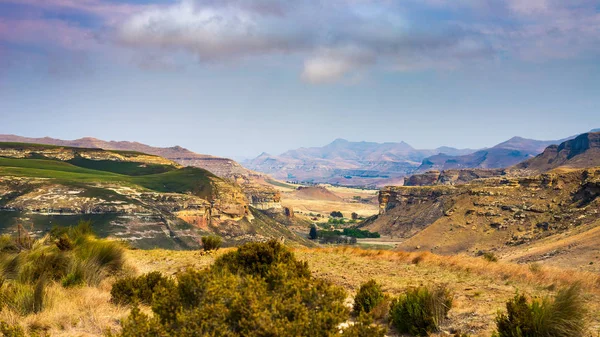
113, 0, 600, 83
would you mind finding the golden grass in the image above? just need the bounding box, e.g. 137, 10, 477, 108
0, 246, 598, 336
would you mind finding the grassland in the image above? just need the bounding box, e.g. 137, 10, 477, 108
3, 246, 597, 336
0, 157, 216, 199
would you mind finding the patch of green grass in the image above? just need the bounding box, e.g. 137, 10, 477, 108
265, 178, 296, 189
0, 157, 215, 198
67, 157, 175, 176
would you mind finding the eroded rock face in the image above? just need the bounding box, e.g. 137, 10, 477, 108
0, 147, 177, 167
365, 168, 600, 252
404, 169, 506, 186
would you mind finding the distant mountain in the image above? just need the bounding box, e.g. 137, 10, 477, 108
244, 139, 476, 187
414, 136, 574, 173
513, 131, 600, 173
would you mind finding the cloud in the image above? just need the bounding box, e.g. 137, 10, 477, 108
301, 46, 375, 83
2, 0, 599, 83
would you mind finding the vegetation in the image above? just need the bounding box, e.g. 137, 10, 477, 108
494, 284, 586, 337
111, 240, 374, 336
309, 226, 318, 240
201, 235, 223, 251
353, 279, 384, 314
483, 251, 498, 262
330, 211, 344, 218
0, 221, 125, 317
351, 212, 359, 220
0, 157, 215, 199
110, 271, 172, 305
389, 285, 453, 336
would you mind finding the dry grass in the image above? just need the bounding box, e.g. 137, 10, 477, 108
0, 246, 597, 336
293, 247, 600, 336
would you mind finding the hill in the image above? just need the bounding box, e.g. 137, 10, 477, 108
0, 135, 282, 211
0, 143, 311, 249
361, 167, 600, 271
414, 136, 573, 173
513, 131, 600, 174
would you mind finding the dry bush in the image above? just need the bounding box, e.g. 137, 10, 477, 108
495, 283, 586, 337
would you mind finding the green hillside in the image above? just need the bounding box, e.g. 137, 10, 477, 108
0, 157, 216, 199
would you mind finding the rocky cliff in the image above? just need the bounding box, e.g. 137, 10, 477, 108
0, 143, 308, 249
0, 135, 282, 211
404, 169, 506, 186
363, 168, 600, 254
513, 131, 600, 174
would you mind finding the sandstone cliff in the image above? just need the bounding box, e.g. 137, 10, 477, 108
363, 168, 600, 255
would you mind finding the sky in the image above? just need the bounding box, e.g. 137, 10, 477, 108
0, 0, 599, 160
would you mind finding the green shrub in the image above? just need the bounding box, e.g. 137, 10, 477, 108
483, 252, 498, 262
0, 279, 46, 315
495, 283, 586, 337
353, 279, 384, 314
201, 235, 222, 251
0, 220, 125, 317
111, 271, 171, 305
0, 321, 26, 337
114, 240, 349, 336
389, 285, 453, 336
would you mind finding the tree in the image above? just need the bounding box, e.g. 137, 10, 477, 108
309, 226, 318, 240
351, 212, 359, 220
330, 211, 343, 218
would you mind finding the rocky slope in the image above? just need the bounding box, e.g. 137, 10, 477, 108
362, 168, 600, 262
0, 135, 281, 212
513, 131, 600, 175
0, 143, 310, 249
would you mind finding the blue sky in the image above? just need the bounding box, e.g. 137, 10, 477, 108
0, 0, 599, 159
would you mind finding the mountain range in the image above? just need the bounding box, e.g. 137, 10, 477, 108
243, 133, 590, 187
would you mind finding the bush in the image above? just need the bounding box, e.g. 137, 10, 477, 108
114, 240, 350, 336
201, 235, 222, 251
389, 285, 453, 336
309, 226, 318, 240
330, 211, 343, 218
111, 271, 172, 305
0, 321, 26, 337
495, 284, 586, 337
483, 252, 498, 262
0, 221, 125, 317
0, 278, 46, 315
354, 280, 385, 314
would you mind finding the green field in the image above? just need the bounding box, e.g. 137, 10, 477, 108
0, 157, 216, 199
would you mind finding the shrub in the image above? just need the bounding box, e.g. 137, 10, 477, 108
111, 271, 172, 305
495, 283, 586, 337
389, 285, 453, 336
201, 235, 222, 251
330, 211, 343, 218
0, 279, 46, 315
114, 240, 349, 336
353, 280, 385, 314
0, 321, 26, 337
309, 226, 318, 240
483, 252, 498, 262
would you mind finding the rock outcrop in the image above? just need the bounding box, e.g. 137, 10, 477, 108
0, 135, 282, 211
363, 168, 600, 254
512, 131, 600, 174
404, 169, 506, 186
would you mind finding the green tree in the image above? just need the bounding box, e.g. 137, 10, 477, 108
309, 226, 318, 240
